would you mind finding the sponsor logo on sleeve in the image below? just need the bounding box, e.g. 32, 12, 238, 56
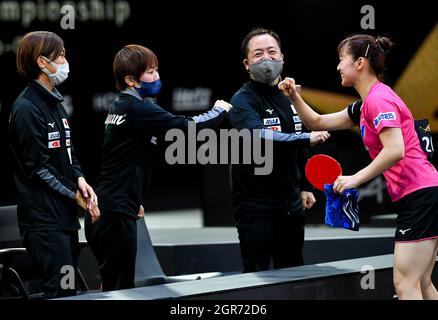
67, 148, 72, 164
293, 115, 301, 123
263, 117, 280, 126
66, 139, 71, 147
290, 104, 297, 114
373, 112, 396, 128
267, 125, 282, 132
48, 131, 60, 140
48, 140, 61, 149
65, 130, 71, 138
295, 123, 302, 131
62, 118, 70, 129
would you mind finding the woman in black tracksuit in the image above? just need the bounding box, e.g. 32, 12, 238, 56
8, 31, 99, 298
85, 44, 232, 291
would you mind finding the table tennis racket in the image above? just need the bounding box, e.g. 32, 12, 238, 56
305, 154, 342, 191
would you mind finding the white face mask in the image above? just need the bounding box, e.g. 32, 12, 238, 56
41, 56, 69, 86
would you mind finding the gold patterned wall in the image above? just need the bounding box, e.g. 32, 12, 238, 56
395, 23, 438, 131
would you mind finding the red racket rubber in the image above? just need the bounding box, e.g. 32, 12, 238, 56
305, 154, 342, 191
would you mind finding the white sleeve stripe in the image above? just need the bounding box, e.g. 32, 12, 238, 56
192, 107, 225, 124
259, 128, 310, 142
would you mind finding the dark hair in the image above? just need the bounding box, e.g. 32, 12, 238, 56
241, 27, 282, 58
16, 31, 64, 81
113, 44, 158, 91
337, 34, 393, 80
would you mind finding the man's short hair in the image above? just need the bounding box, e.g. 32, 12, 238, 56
241, 27, 282, 58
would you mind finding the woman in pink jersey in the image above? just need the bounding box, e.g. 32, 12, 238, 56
278, 34, 438, 300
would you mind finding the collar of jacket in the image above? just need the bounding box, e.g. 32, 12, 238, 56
248, 78, 281, 94
28, 80, 64, 107
121, 88, 143, 101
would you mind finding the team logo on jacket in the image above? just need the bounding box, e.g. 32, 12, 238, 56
48, 131, 60, 140
265, 109, 274, 115
62, 118, 70, 129
373, 112, 395, 128
48, 140, 61, 148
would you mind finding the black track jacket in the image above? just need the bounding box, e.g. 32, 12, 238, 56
229, 80, 313, 216
9, 80, 82, 231
95, 90, 228, 218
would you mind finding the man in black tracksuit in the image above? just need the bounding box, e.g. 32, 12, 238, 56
85, 44, 232, 291
229, 28, 329, 272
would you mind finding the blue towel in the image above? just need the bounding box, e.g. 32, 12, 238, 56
324, 184, 360, 231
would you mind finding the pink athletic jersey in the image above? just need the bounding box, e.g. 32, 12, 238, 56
360, 81, 438, 202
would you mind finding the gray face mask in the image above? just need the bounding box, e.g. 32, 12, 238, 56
249, 59, 283, 84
